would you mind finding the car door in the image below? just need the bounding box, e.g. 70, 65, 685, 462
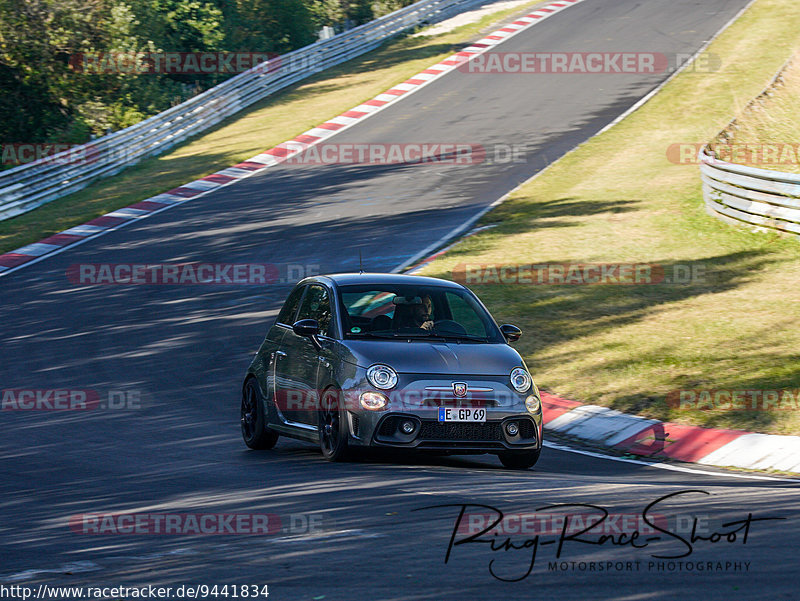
268, 285, 305, 421
275, 284, 334, 425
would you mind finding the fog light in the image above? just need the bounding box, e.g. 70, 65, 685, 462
401, 420, 415, 434
525, 394, 541, 414
506, 422, 519, 436
360, 391, 388, 411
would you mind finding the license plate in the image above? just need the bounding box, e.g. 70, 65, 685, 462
438, 408, 486, 422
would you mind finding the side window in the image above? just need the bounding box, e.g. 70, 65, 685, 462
277, 286, 305, 326
296, 285, 333, 336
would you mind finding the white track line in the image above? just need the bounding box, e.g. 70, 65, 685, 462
594, 0, 759, 136
393, 0, 760, 274
543, 441, 800, 483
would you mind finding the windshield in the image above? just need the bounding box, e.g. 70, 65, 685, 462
337, 283, 504, 343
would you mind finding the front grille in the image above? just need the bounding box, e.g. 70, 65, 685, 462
518, 418, 536, 439
377, 417, 399, 437
418, 421, 504, 442
350, 413, 360, 436
420, 398, 490, 408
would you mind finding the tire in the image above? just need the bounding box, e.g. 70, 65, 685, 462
318, 387, 350, 461
498, 448, 540, 470
241, 378, 279, 450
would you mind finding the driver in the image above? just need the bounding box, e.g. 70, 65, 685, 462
412, 295, 434, 331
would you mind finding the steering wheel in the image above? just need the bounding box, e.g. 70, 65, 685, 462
432, 320, 467, 335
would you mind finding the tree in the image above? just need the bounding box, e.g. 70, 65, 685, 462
222, 0, 315, 54
0, 0, 351, 151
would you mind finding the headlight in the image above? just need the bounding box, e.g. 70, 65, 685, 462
525, 394, 541, 414
360, 391, 388, 410
366, 364, 398, 390
510, 367, 531, 393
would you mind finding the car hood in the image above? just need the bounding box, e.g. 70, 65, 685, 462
339, 339, 525, 375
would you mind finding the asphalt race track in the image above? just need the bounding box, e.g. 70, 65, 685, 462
3, 0, 797, 599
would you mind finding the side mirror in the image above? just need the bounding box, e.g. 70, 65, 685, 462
293, 319, 322, 350
500, 324, 522, 343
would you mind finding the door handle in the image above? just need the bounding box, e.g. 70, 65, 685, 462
275, 351, 287, 357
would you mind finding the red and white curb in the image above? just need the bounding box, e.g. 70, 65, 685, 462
402, 246, 800, 476
540, 392, 800, 474
0, 0, 586, 279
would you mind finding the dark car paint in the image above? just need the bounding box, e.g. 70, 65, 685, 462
338, 339, 526, 374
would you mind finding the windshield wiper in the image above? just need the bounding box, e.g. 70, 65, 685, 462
383, 331, 489, 342
429, 333, 488, 342
347, 331, 487, 342
347, 331, 433, 339
346, 331, 400, 338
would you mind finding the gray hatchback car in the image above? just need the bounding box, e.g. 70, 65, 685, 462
240, 273, 543, 469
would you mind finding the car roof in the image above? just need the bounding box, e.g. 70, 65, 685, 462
301, 272, 465, 289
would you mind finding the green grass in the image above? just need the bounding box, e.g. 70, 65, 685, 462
0, 0, 544, 254
418, 0, 800, 435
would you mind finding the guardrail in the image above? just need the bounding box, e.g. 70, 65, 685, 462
700, 149, 800, 237
0, 0, 489, 221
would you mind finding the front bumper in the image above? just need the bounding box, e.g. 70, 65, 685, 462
341, 373, 543, 452
370, 413, 539, 451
